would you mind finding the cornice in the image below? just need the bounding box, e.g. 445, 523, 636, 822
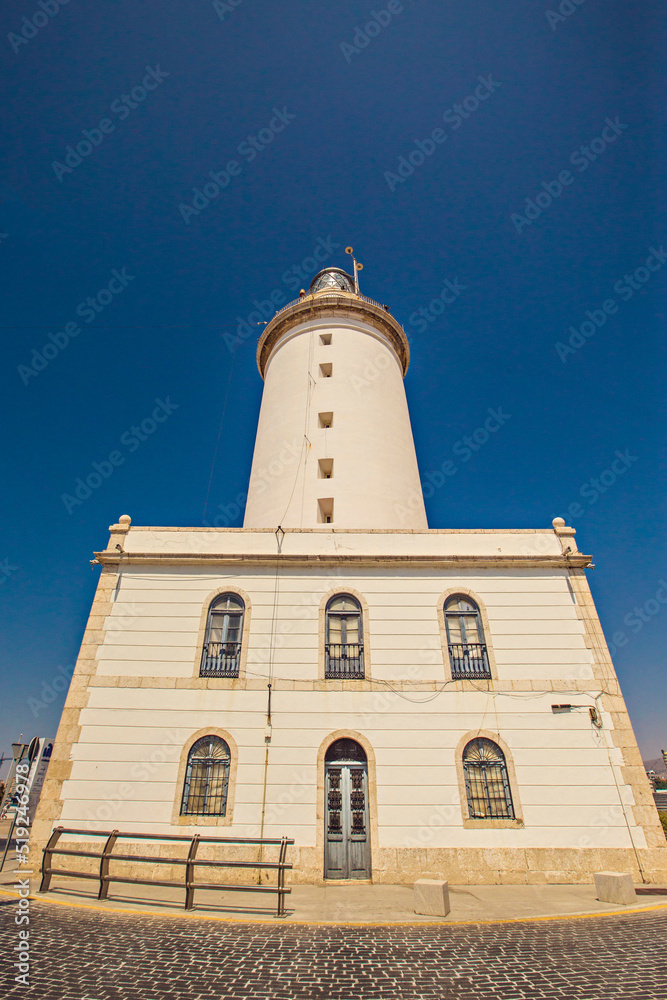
94, 550, 592, 570
256, 292, 410, 378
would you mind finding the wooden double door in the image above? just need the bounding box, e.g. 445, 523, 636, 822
324, 739, 371, 880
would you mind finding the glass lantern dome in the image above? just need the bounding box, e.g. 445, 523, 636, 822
309, 268, 355, 294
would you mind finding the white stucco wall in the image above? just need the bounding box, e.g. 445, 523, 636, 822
243, 316, 428, 530
58, 550, 640, 855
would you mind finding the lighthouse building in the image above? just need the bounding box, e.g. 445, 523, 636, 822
32, 263, 667, 885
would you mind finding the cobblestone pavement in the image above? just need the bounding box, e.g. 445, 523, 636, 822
1, 899, 666, 999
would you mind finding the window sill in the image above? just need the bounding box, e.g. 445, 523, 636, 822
463, 818, 524, 829
173, 813, 234, 827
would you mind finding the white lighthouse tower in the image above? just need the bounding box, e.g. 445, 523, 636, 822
244, 259, 427, 530
31, 252, 667, 890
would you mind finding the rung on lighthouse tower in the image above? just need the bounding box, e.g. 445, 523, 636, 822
32, 250, 667, 889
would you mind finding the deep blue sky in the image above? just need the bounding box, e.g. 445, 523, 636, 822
1, 0, 665, 769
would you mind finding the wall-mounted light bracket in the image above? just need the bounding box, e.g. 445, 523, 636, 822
589, 706, 603, 728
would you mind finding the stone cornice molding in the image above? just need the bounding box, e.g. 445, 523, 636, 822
94, 550, 592, 569
256, 292, 410, 377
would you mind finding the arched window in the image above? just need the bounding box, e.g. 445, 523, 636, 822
462, 738, 514, 819
325, 594, 364, 678
444, 595, 490, 678
180, 735, 231, 816
200, 593, 244, 677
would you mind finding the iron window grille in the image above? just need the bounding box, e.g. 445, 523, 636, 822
325, 594, 364, 678
444, 595, 491, 678
200, 593, 244, 677
180, 735, 231, 816
462, 738, 514, 819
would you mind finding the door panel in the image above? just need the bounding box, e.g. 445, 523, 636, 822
325, 763, 370, 879
324, 766, 345, 878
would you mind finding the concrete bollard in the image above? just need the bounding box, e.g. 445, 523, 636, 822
414, 879, 451, 916
594, 871, 637, 905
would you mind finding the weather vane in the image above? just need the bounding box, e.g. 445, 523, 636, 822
345, 246, 363, 294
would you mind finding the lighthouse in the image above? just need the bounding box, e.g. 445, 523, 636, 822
31, 253, 667, 890
244, 264, 427, 530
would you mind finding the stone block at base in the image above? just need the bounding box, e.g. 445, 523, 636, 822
594, 871, 636, 905
414, 879, 450, 916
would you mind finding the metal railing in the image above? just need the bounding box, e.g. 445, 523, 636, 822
200, 641, 241, 677
40, 828, 294, 917
325, 643, 364, 678
271, 291, 392, 321
448, 642, 491, 678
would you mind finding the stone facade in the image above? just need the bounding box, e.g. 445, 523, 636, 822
30, 523, 667, 885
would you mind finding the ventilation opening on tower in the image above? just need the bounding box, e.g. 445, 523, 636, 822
318, 498, 334, 524
318, 459, 333, 479
318, 412, 333, 428
319, 363, 332, 378
319, 333, 332, 346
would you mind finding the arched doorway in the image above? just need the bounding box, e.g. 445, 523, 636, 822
324, 738, 371, 879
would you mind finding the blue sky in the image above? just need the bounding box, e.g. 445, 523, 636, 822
1, 0, 665, 768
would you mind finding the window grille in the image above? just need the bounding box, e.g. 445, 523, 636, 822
462, 738, 514, 819
444, 595, 491, 678
180, 735, 231, 816
200, 593, 244, 677
325, 594, 364, 678
325, 738, 367, 764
